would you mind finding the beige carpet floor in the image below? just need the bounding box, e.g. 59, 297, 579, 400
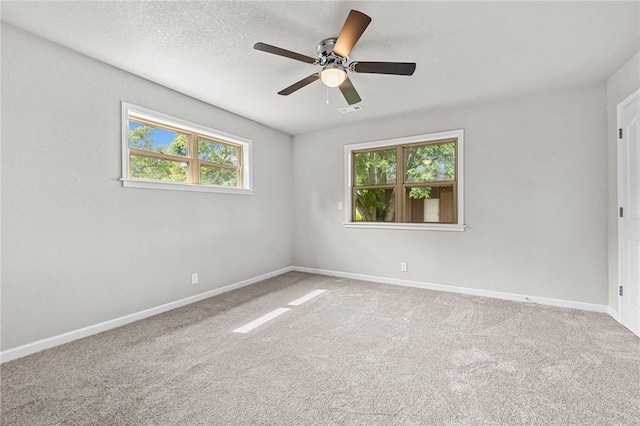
1, 272, 639, 425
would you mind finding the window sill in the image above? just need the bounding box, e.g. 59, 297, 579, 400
120, 179, 254, 195
344, 222, 465, 232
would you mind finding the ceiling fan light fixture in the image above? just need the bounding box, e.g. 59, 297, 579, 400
320, 65, 347, 87
254, 9, 416, 104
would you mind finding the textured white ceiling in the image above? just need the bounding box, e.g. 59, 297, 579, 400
2, 1, 639, 135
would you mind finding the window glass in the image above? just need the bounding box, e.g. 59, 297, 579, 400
354, 149, 396, 186
346, 132, 463, 228
404, 185, 455, 223
128, 121, 188, 157
200, 166, 238, 186
122, 103, 252, 194
354, 188, 396, 222
129, 155, 188, 182
198, 137, 238, 165
404, 142, 455, 183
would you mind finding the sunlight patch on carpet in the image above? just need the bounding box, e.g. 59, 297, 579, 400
233, 308, 290, 333
288, 289, 327, 306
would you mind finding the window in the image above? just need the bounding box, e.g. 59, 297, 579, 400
121, 102, 252, 194
344, 130, 464, 231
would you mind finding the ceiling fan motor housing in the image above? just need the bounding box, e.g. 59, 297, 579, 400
316, 38, 347, 67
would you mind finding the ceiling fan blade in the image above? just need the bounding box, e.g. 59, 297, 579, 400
333, 10, 372, 58
278, 74, 320, 96
254, 42, 316, 64
339, 77, 362, 105
349, 61, 416, 76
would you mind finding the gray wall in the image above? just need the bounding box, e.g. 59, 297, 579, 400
606, 51, 640, 312
2, 22, 629, 353
293, 84, 608, 305
1, 25, 293, 351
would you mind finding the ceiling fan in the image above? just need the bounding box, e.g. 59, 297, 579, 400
254, 9, 416, 105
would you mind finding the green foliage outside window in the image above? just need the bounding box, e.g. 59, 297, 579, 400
198, 138, 238, 165
128, 125, 239, 186
128, 126, 188, 182
353, 149, 396, 221
405, 142, 455, 199
201, 167, 238, 186
353, 141, 455, 222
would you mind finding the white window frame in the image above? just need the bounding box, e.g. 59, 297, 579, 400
121, 102, 253, 195
344, 129, 465, 231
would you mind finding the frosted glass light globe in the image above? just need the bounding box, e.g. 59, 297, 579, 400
320, 67, 347, 87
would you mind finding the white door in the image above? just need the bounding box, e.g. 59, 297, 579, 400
618, 89, 640, 337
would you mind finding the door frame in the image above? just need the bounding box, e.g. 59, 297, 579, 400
616, 88, 640, 329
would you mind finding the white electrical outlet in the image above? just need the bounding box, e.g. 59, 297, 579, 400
338, 202, 343, 210
192, 273, 198, 285
400, 262, 408, 272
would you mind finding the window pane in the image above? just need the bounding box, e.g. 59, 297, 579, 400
128, 121, 188, 157
200, 166, 238, 187
354, 149, 396, 185
198, 138, 238, 165
130, 155, 188, 182
404, 142, 455, 183
405, 185, 455, 223
354, 188, 396, 222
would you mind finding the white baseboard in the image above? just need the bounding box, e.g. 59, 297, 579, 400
607, 306, 620, 322
0, 267, 293, 364
1, 265, 613, 363
292, 266, 609, 314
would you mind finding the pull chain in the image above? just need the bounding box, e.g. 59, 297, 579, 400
326, 86, 329, 105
